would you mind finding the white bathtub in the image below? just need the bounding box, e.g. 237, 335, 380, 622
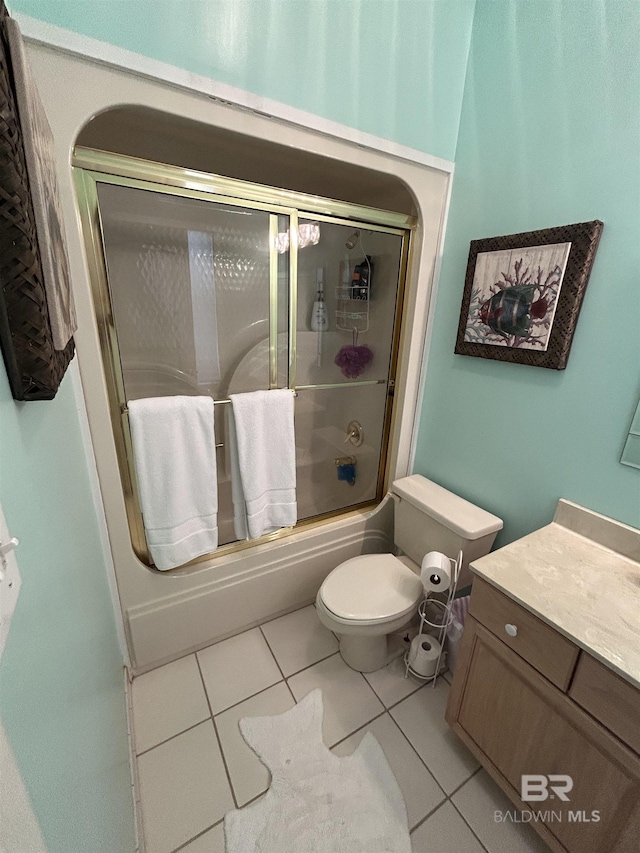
126, 497, 394, 673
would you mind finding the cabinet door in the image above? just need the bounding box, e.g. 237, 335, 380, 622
446, 616, 640, 853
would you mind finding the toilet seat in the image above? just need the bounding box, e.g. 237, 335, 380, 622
319, 554, 423, 625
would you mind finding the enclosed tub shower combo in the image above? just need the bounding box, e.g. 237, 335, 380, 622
52, 59, 452, 671
76, 149, 410, 567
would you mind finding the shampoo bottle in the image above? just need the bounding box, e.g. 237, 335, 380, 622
310, 268, 328, 332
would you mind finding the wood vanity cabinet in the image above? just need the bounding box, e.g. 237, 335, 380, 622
446, 578, 640, 853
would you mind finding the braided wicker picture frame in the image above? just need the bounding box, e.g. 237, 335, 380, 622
455, 220, 603, 370
0, 3, 74, 400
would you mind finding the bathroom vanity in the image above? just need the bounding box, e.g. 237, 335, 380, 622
446, 500, 640, 853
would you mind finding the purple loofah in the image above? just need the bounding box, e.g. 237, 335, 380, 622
334, 345, 374, 379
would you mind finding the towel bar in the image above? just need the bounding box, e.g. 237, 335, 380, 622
120, 389, 298, 415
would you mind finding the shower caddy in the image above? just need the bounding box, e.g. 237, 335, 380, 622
335, 258, 371, 343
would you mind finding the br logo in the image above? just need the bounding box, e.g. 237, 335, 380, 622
521, 775, 573, 802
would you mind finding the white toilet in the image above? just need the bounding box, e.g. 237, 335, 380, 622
316, 475, 503, 672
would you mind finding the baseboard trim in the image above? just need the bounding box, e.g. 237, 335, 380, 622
123, 667, 144, 853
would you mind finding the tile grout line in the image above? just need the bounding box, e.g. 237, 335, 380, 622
326, 709, 388, 750
238, 788, 268, 810
135, 716, 212, 758
194, 653, 239, 811
169, 817, 224, 853
384, 677, 427, 711
389, 714, 449, 805
356, 666, 386, 704
407, 767, 484, 840
283, 676, 298, 705
259, 624, 299, 705
211, 714, 238, 810
186, 636, 345, 733
198, 667, 286, 718
287, 648, 342, 678
448, 795, 492, 853
362, 667, 425, 711
447, 765, 482, 800
258, 625, 287, 682
408, 798, 449, 835
380, 676, 485, 830
385, 680, 483, 808
385, 707, 448, 799
192, 634, 342, 723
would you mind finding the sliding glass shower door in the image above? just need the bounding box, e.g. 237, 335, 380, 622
291, 217, 405, 519
81, 161, 408, 566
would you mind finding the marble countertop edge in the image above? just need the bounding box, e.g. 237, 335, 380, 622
470, 564, 640, 691
470, 516, 640, 691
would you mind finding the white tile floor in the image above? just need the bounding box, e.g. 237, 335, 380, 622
130, 603, 549, 853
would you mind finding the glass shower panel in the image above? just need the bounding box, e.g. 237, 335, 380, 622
97, 183, 282, 402
295, 383, 389, 519
295, 219, 403, 387
96, 183, 289, 546
91, 173, 407, 562
294, 218, 403, 518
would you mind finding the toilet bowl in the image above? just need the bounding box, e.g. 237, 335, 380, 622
316, 475, 504, 673
316, 554, 423, 672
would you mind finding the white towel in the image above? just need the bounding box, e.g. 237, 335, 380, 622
128, 396, 218, 570
229, 389, 297, 540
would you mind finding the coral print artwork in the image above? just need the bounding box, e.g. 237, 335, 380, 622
464, 243, 571, 351
455, 221, 603, 370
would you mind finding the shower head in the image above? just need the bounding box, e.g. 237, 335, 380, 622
345, 230, 360, 250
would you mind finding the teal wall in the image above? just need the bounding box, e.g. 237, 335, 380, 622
1, 3, 475, 850
415, 0, 640, 544
2, 5, 638, 848
0, 369, 135, 852
0, 4, 470, 849
10, 0, 476, 161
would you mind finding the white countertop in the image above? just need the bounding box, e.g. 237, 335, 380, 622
470, 505, 640, 690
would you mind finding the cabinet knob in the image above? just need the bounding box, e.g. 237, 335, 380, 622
505, 623, 518, 638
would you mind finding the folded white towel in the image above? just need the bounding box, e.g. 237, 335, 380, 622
128, 396, 218, 570
229, 389, 297, 540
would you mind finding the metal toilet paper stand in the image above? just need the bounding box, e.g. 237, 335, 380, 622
404, 550, 463, 687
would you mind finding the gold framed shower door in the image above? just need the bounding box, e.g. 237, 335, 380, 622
73, 148, 413, 569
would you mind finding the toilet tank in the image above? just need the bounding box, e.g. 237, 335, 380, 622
391, 475, 503, 586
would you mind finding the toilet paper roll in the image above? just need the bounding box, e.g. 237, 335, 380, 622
408, 634, 442, 678
420, 551, 452, 593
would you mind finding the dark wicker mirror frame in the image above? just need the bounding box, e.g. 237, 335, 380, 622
0, 3, 74, 401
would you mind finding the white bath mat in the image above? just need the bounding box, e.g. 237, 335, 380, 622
224, 689, 411, 853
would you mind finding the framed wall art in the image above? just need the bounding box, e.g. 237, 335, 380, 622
0, 3, 75, 400
455, 220, 603, 370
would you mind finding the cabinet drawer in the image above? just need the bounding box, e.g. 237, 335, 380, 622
570, 653, 640, 754
469, 577, 579, 690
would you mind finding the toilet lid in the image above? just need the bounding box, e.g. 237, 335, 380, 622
320, 554, 423, 622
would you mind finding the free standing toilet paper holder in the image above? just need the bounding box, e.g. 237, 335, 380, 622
404, 550, 463, 687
